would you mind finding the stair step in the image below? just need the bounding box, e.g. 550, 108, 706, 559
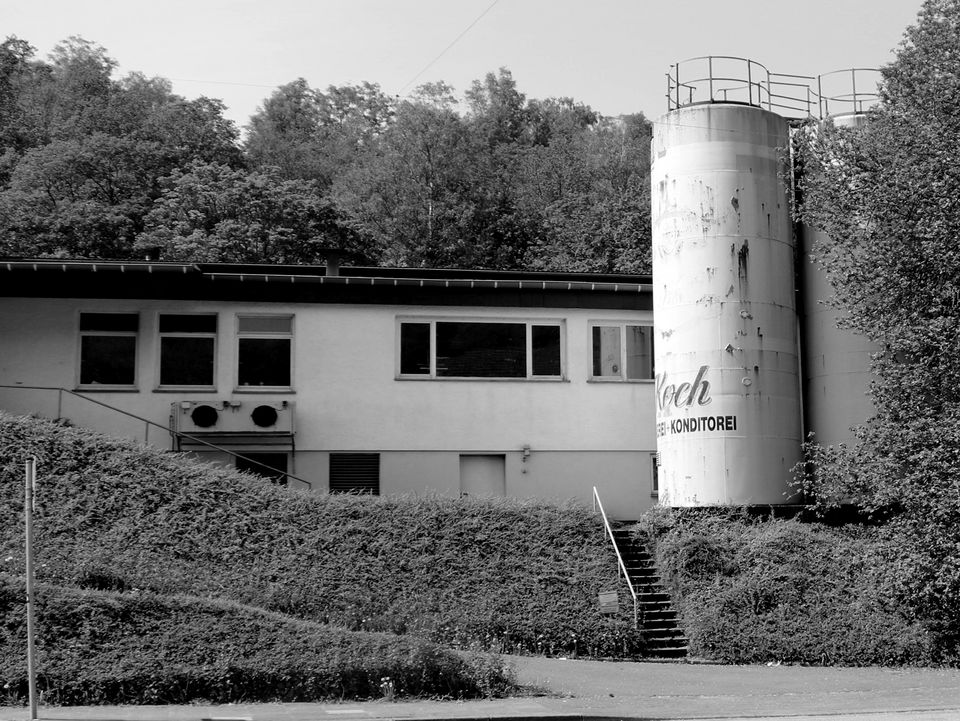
644, 618, 681, 629
604, 523, 686, 659
643, 609, 679, 619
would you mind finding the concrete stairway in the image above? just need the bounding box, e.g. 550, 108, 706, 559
611, 526, 689, 659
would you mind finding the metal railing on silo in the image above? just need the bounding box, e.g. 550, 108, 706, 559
665, 56, 881, 119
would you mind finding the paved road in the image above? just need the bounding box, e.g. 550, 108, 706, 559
3, 656, 960, 721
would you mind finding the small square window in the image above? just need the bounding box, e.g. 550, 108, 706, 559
159, 314, 217, 388
78, 313, 139, 387
590, 323, 654, 381
237, 315, 293, 389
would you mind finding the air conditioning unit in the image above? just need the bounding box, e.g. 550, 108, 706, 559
172, 401, 295, 434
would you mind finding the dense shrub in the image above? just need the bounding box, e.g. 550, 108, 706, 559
0, 413, 641, 663
641, 508, 935, 665
0, 578, 514, 704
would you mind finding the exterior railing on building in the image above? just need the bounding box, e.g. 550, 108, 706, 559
0, 384, 311, 488
592, 486, 638, 628
665, 56, 881, 119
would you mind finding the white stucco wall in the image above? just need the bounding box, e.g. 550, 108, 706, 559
0, 296, 656, 518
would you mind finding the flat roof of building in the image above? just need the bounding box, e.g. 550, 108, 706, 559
0, 259, 653, 311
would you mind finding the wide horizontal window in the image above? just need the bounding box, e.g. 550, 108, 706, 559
78, 312, 139, 387
158, 314, 217, 388
590, 323, 654, 381
398, 319, 564, 379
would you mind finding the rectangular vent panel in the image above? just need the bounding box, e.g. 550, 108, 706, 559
329, 453, 380, 495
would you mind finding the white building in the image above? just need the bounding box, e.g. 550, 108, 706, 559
0, 259, 657, 518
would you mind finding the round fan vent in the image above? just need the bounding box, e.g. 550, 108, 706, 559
189, 404, 219, 428
251, 404, 279, 428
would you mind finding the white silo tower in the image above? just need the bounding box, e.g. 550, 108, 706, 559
651, 58, 803, 506
651, 59, 881, 507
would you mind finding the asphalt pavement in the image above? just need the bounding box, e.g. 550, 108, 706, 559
3, 656, 960, 721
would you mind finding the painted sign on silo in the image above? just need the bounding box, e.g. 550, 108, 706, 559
651, 103, 802, 506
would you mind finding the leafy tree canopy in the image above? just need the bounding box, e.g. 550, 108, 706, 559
793, 0, 960, 644
0, 35, 652, 272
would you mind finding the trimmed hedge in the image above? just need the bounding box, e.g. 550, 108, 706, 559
0, 413, 642, 662
641, 508, 935, 665
0, 578, 515, 704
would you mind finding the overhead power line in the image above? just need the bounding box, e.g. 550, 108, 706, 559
397, 0, 500, 95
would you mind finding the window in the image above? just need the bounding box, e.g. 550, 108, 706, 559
237, 315, 293, 388
590, 323, 654, 380
651, 453, 660, 497
398, 319, 564, 379
236, 452, 288, 486
158, 314, 217, 388
78, 312, 139, 387
329, 453, 380, 494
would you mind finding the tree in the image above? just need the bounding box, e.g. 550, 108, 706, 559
0, 35, 243, 259
0, 133, 167, 258
245, 79, 393, 185
135, 162, 359, 264
793, 0, 960, 648
332, 83, 477, 267
519, 113, 652, 273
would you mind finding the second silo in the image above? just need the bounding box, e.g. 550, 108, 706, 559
651, 102, 803, 505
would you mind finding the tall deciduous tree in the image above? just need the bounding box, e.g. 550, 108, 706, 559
793, 0, 960, 648
134, 162, 360, 264
0, 35, 242, 259
245, 79, 393, 185
332, 83, 477, 267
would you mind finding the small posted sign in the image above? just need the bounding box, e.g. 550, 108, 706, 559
598, 590, 619, 615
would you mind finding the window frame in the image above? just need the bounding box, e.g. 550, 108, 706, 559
235, 313, 295, 392
155, 313, 218, 391
76, 311, 140, 391
651, 452, 660, 498
588, 321, 655, 382
396, 317, 566, 381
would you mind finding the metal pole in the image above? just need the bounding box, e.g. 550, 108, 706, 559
708, 56, 714, 102
851, 68, 858, 114
25, 458, 38, 721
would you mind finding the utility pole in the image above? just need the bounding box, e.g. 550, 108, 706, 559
25, 457, 38, 721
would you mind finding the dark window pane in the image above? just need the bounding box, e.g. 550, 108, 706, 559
160, 336, 215, 386
625, 325, 654, 380
80, 336, 136, 385
400, 323, 430, 374
238, 338, 291, 386
236, 453, 288, 486
238, 315, 292, 334
159, 314, 217, 333
592, 326, 621, 377
436, 322, 525, 378
532, 325, 561, 376
79, 313, 138, 332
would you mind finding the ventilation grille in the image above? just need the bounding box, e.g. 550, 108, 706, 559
329, 453, 380, 495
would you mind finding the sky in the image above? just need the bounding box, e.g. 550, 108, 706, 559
5, 0, 926, 131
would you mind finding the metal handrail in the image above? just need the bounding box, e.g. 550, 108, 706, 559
0, 384, 312, 489
665, 56, 880, 119
592, 486, 638, 628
